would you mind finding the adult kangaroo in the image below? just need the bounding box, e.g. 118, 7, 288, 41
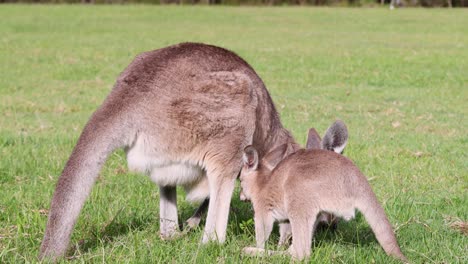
39, 42, 298, 260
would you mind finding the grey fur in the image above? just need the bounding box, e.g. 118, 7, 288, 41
322, 120, 348, 154
185, 198, 209, 230
305, 128, 322, 150
240, 144, 407, 262
278, 121, 349, 246
39, 43, 299, 260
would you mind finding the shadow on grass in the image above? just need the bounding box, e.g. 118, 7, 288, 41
69, 197, 252, 257
69, 198, 382, 259
314, 212, 382, 249
230, 204, 384, 249
69, 212, 154, 257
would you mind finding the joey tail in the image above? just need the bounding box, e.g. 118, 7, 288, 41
357, 190, 407, 262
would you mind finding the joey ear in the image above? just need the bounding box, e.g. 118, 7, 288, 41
263, 144, 294, 170
322, 120, 348, 154
306, 128, 322, 150
243, 145, 259, 170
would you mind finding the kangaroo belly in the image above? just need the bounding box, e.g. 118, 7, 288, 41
126, 133, 205, 187
322, 202, 356, 221
150, 163, 204, 186
316, 195, 356, 221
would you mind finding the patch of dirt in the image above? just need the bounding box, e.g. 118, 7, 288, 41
444, 216, 468, 236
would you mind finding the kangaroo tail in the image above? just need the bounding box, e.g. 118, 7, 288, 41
39, 104, 130, 260
357, 189, 407, 262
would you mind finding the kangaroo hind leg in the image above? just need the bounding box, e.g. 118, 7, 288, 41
201, 166, 238, 244
159, 186, 180, 240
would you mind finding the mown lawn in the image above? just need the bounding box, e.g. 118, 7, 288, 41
0, 5, 467, 263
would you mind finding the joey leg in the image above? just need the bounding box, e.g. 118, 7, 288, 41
278, 222, 292, 247
317, 212, 338, 231
242, 214, 278, 257
288, 212, 317, 260
254, 213, 275, 249
186, 198, 209, 230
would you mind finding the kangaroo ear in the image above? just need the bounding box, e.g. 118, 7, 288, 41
322, 120, 348, 154
263, 144, 294, 170
243, 145, 259, 171
306, 128, 322, 150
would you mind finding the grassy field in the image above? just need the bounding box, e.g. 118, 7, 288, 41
1, 5, 467, 263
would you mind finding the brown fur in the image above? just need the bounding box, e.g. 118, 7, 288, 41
240, 147, 407, 262
241, 121, 349, 247
39, 42, 297, 260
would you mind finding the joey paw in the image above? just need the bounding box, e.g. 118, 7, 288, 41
242, 246, 266, 256
185, 216, 201, 230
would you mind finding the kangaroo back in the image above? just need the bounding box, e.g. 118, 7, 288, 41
356, 186, 407, 262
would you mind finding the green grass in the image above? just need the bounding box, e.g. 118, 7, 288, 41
1, 5, 467, 263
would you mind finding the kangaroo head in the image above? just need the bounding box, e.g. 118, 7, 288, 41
306, 120, 348, 154
239, 144, 293, 201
